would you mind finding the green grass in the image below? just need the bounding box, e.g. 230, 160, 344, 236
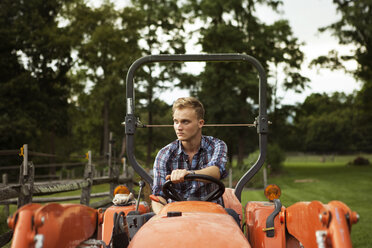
241, 154, 372, 247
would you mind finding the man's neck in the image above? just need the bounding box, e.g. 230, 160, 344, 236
181, 135, 202, 154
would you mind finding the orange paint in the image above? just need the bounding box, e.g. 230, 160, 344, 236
101, 203, 150, 245
10, 203, 98, 248
223, 188, 243, 226
8, 197, 358, 248
159, 201, 227, 214
286, 200, 358, 248
245, 201, 286, 248
129, 212, 250, 248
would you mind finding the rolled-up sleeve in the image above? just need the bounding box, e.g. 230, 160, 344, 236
206, 139, 228, 179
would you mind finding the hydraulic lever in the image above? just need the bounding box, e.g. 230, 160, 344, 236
135, 181, 145, 212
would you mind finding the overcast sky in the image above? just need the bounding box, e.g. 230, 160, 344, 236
92, 0, 361, 106
262, 0, 360, 105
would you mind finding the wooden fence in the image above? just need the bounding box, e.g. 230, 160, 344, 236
0, 141, 135, 247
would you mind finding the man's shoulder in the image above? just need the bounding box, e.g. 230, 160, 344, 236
202, 135, 226, 145
157, 140, 179, 155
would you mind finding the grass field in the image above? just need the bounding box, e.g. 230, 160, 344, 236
241, 154, 372, 247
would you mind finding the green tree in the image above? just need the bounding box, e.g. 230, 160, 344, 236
184, 0, 308, 164
131, 0, 187, 167
294, 93, 355, 153
0, 0, 76, 159
310, 0, 372, 152
66, 1, 144, 156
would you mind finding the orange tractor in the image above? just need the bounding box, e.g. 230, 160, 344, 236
8, 54, 359, 247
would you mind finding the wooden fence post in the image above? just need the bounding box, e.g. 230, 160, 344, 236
18, 144, 35, 208
122, 157, 127, 178
2, 174, 9, 216
108, 132, 118, 197
80, 151, 92, 206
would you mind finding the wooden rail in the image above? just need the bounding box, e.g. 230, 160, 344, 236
0, 140, 135, 247
0, 142, 134, 208
0, 192, 110, 204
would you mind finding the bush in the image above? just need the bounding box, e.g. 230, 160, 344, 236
351, 156, 370, 166
266, 143, 286, 173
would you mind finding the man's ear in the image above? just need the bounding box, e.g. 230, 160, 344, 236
198, 119, 205, 128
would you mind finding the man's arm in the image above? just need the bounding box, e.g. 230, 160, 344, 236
151, 196, 167, 214
152, 166, 220, 213
166, 165, 221, 183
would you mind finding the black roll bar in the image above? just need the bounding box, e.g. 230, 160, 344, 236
125, 54, 268, 201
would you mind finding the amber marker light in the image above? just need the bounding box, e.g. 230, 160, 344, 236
264, 184, 281, 201
113, 185, 130, 196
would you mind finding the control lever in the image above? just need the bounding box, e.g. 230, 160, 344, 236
135, 180, 145, 212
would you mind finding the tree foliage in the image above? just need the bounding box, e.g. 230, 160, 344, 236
0, 0, 75, 153
309, 0, 372, 153
313, 0, 372, 83
66, 1, 144, 156
3, 0, 372, 174
293, 93, 356, 153
182, 0, 307, 164
131, 0, 187, 166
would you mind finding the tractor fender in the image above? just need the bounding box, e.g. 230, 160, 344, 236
245, 201, 286, 248
8, 203, 99, 248
286, 200, 358, 248
223, 188, 243, 226
101, 202, 150, 245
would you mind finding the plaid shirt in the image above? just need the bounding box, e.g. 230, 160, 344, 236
152, 135, 228, 205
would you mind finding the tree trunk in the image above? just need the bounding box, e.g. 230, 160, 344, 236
103, 99, 109, 157
237, 131, 245, 166
119, 136, 126, 159
49, 131, 56, 176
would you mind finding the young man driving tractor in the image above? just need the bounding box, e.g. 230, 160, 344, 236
151, 97, 229, 214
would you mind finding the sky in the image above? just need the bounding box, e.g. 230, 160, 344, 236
260, 0, 360, 105
162, 0, 361, 106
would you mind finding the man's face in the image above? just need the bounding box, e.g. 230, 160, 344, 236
173, 107, 204, 142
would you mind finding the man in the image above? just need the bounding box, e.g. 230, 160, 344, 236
152, 97, 228, 214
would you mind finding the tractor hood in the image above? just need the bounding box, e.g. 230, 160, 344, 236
129, 211, 250, 248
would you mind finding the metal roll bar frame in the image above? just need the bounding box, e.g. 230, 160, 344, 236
125, 54, 268, 201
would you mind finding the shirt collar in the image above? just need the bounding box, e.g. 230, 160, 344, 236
176, 136, 206, 155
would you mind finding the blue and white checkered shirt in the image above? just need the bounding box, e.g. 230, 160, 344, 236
152, 135, 228, 205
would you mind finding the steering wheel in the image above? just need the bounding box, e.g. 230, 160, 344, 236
162, 174, 225, 202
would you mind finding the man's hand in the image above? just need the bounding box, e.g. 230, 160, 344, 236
165, 169, 191, 183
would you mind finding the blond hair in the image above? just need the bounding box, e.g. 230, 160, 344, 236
172, 97, 205, 120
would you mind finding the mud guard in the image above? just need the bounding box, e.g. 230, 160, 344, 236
8, 203, 100, 248
222, 188, 243, 226
286, 200, 358, 248
245, 201, 286, 248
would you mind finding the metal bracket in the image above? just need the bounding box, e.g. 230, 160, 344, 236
257, 115, 269, 134
125, 115, 137, 135
265, 199, 282, 237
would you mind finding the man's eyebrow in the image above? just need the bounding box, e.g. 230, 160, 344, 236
173, 118, 190, 121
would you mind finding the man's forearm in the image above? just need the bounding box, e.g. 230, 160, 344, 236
194, 165, 221, 179
151, 196, 167, 214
